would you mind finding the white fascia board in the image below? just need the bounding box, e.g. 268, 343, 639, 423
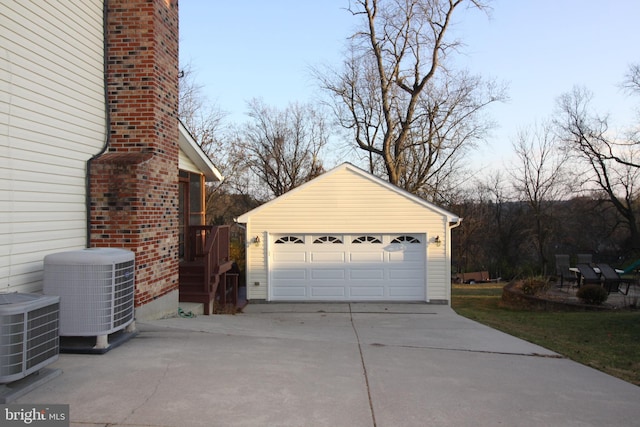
178, 121, 223, 182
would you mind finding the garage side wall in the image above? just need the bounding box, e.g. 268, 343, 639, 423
243, 167, 452, 302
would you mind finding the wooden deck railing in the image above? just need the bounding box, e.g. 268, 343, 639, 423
185, 225, 230, 265
180, 225, 237, 313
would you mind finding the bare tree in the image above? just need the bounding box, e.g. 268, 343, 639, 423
622, 63, 640, 95
510, 123, 570, 274
179, 62, 227, 158
622, 63, 640, 146
556, 86, 640, 249
179, 62, 256, 223
239, 99, 328, 199
556, 62, 640, 170
450, 171, 535, 279
480, 171, 529, 277
316, 0, 505, 201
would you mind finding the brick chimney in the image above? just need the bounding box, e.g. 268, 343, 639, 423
90, 0, 180, 319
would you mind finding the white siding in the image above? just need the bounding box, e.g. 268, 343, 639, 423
0, 1, 106, 292
241, 165, 454, 302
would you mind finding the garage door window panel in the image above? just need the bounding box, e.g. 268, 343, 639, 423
352, 235, 382, 244
313, 235, 343, 244
391, 235, 421, 244
275, 236, 305, 244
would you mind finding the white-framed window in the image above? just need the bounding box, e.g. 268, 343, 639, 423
391, 235, 421, 244
313, 235, 343, 244
274, 235, 305, 244
352, 235, 382, 244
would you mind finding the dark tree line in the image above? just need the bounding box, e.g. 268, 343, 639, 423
450, 192, 634, 280
450, 62, 640, 279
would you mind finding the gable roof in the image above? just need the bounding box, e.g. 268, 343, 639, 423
236, 162, 460, 223
178, 120, 223, 182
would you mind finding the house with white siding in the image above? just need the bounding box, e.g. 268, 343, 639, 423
236, 163, 462, 304
1, 0, 230, 320
1, 1, 105, 292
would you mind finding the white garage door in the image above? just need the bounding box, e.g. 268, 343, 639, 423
270, 234, 426, 301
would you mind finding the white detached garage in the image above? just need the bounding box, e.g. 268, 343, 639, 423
236, 163, 461, 304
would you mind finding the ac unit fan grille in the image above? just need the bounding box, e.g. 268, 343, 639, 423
26, 304, 60, 369
0, 313, 26, 378
113, 260, 135, 328
0, 296, 59, 383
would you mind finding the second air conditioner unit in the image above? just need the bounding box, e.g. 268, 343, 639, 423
0, 293, 60, 384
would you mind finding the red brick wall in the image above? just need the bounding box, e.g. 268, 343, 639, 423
90, 0, 180, 309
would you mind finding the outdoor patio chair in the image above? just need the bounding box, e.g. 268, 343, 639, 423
575, 263, 601, 287
555, 254, 577, 288
576, 253, 593, 265
596, 263, 632, 295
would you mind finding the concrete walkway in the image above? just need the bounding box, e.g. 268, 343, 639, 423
14, 303, 640, 426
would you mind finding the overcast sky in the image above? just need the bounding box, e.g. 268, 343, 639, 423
179, 0, 640, 174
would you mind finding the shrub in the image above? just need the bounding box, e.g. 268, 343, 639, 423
576, 284, 609, 305
521, 277, 550, 295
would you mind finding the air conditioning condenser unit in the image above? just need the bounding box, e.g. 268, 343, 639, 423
0, 293, 60, 384
43, 248, 135, 351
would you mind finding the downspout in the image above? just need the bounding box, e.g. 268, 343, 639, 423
449, 217, 463, 230
447, 217, 463, 306
449, 217, 463, 272
232, 218, 246, 232
85, 0, 111, 247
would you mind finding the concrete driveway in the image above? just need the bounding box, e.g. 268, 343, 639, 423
14, 303, 640, 426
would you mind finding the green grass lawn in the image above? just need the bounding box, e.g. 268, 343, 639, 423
451, 283, 640, 386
